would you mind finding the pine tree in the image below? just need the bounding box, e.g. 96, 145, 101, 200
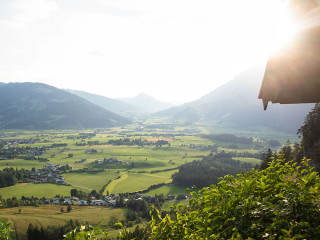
297, 103, 320, 166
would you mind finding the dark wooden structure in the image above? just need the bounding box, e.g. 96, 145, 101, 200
259, 0, 320, 110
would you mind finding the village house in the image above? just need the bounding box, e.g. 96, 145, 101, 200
166, 195, 175, 201
86, 149, 97, 154
108, 199, 117, 207
64, 196, 79, 204
91, 200, 106, 206
53, 198, 60, 204
78, 200, 87, 206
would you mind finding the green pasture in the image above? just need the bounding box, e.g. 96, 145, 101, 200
233, 157, 262, 166
0, 127, 284, 199
0, 158, 47, 170
42, 144, 206, 171
62, 171, 119, 191
144, 185, 187, 197
106, 172, 173, 194
0, 183, 88, 199
0, 205, 125, 240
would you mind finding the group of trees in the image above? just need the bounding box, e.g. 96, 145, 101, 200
172, 151, 253, 188
261, 103, 320, 171
27, 220, 80, 240
0, 167, 30, 188
202, 133, 254, 145
298, 103, 320, 163
107, 138, 150, 146
150, 157, 320, 239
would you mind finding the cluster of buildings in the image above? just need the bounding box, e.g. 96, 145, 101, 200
43, 193, 187, 207
94, 157, 128, 165
86, 149, 98, 154
0, 145, 45, 157
27, 164, 70, 185
46, 195, 117, 206
0, 138, 40, 146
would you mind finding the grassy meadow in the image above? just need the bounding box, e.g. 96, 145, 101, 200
0, 205, 126, 240
0, 183, 89, 199
0, 127, 268, 198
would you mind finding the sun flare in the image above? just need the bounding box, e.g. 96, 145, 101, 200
264, 1, 298, 55
269, 5, 296, 54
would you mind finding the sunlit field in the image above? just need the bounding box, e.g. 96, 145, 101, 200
0, 205, 126, 240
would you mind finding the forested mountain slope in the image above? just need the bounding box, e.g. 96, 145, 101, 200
0, 82, 131, 129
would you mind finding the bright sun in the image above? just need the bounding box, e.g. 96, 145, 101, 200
268, 3, 296, 54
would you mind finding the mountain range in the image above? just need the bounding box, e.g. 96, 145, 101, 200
66, 90, 173, 114
0, 82, 130, 129
0, 65, 314, 132
65, 89, 140, 114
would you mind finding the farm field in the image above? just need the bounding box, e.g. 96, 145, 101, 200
143, 185, 188, 196
0, 205, 126, 240
0, 158, 46, 170
62, 171, 119, 191
0, 183, 88, 199
106, 171, 174, 194
0, 125, 295, 238
0, 126, 277, 199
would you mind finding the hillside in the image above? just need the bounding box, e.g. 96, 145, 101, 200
66, 89, 140, 114
156, 65, 313, 133
119, 93, 174, 113
0, 82, 131, 129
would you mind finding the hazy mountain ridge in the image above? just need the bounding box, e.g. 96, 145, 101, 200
0, 82, 131, 129
156, 66, 313, 133
66, 89, 140, 114
119, 93, 174, 113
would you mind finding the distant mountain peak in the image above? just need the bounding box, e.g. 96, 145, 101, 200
120, 93, 174, 113
0, 82, 131, 129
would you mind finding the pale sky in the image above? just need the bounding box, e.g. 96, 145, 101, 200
0, 0, 288, 104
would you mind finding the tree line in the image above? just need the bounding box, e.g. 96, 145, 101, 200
0, 167, 30, 188
172, 151, 253, 188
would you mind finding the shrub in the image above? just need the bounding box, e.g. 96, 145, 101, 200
150, 157, 320, 239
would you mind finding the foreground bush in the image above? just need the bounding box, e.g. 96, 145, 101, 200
150, 158, 320, 239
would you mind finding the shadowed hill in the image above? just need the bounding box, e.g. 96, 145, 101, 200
156, 65, 313, 133
0, 82, 131, 129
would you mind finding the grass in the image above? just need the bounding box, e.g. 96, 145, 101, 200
0, 205, 125, 240
62, 171, 119, 191
144, 185, 187, 196
107, 172, 173, 194
0, 183, 88, 199
104, 173, 128, 195
0, 159, 46, 170
0, 127, 286, 200
233, 157, 262, 166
